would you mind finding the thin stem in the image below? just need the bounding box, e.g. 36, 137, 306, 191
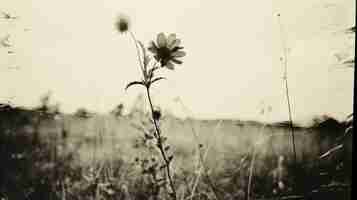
247, 147, 256, 200
277, 14, 297, 165
189, 123, 221, 200
247, 122, 268, 200
127, 31, 176, 198
129, 31, 145, 75
176, 97, 221, 200
145, 86, 177, 200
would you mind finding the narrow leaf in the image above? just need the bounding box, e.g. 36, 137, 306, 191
164, 145, 170, 151
319, 144, 343, 159
125, 81, 145, 90
150, 77, 166, 86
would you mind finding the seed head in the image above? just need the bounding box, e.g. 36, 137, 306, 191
115, 14, 130, 34
153, 110, 162, 120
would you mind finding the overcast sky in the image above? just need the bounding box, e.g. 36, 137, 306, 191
0, 0, 355, 123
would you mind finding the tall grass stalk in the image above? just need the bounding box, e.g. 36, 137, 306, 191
247, 120, 270, 200
277, 14, 297, 165
176, 97, 222, 200
188, 120, 222, 200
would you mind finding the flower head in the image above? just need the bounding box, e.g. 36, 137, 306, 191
148, 33, 186, 70
115, 14, 130, 34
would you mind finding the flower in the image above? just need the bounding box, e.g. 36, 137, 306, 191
148, 33, 186, 70
115, 14, 130, 34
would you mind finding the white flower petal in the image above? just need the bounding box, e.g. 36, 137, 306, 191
172, 51, 186, 58
171, 58, 183, 64
169, 39, 181, 49
157, 33, 167, 48
167, 34, 176, 47
165, 62, 175, 70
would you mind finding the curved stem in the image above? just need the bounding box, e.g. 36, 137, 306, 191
129, 31, 145, 75
145, 86, 177, 200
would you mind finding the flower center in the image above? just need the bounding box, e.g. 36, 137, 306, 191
157, 47, 172, 60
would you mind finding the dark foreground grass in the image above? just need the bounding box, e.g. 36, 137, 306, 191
0, 105, 352, 200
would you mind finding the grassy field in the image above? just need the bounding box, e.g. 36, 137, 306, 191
0, 105, 352, 200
